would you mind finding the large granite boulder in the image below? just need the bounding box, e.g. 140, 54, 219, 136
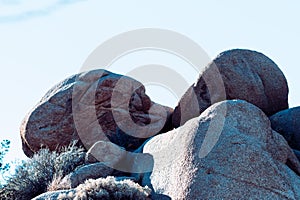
270, 107, 300, 151
141, 100, 300, 199
20, 69, 173, 157
172, 49, 289, 128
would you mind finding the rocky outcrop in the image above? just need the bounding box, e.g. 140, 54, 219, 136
142, 100, 300, 199
172, 49, 289, 127
16, 48, 300, 200
20, 69, 173, 157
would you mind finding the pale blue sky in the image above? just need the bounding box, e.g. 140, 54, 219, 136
0, 0, 299, 163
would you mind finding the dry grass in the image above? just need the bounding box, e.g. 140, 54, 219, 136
57, 176, 151, 200
0, 142, 85, 200
0, 141, 152, 200
47, 174, 72, 192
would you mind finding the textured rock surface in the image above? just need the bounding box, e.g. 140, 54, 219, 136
270, 107, 300, 151
33, 189, 76, 200
65, 162, 114, 188
173, 49, 289, 128
294, 149, 300, 162
20, 69, 173, 157
142, 100, 300, 199
85, 140, 126, 165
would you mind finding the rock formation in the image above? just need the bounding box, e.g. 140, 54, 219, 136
142, 100, 300, 199
14, 49, 300, 200
20, 69, 173, 157
172, 49, 289, 128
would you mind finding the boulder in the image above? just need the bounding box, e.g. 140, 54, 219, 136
64, 162, 115, 188
172, 49, 289, 128
85, 140, 126, 165
270, 107, 300, 150
33, 189, 76, 200
142, 100, 300, 199
20, 69, 173, 157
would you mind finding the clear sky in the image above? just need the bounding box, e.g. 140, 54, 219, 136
0, 0, 299, 163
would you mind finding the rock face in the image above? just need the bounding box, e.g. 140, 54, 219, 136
142, 100, 300, 199
172, 49, 289, 128
20, 69, 173, 157
85, 140, 126, 165
270, 107, 300, 151
294, 149, 300, 162
33, 189, 76, 200
65, 162, 115, 188
270, 106, 300, 160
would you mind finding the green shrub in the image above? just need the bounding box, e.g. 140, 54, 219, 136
57, 176, 151, 200
0, 142, 85, 200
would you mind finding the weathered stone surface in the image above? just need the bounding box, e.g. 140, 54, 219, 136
33, 189, 76, 200
20, 69, 173, 157
173, 49, 289, 128
85, 140, 126, 166
64, 162, 114, 188
142, 100, 300, 199
294, 149, 300, 161
270, 107, 300, 151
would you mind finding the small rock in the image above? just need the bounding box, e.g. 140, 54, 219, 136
85, 140, 126, 166
32, 189, 76, 200
65, 162, 114, 188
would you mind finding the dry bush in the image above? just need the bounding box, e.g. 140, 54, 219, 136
0, 142, 85, 200
57, 176, 151, 200
47, 174, 72, 192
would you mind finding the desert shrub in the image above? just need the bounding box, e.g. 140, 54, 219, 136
0, 140, 11, 175
0, 142, 85, 200
57, 176, 151, 200
0, 139, 11, 188
47, 173, 71, 192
